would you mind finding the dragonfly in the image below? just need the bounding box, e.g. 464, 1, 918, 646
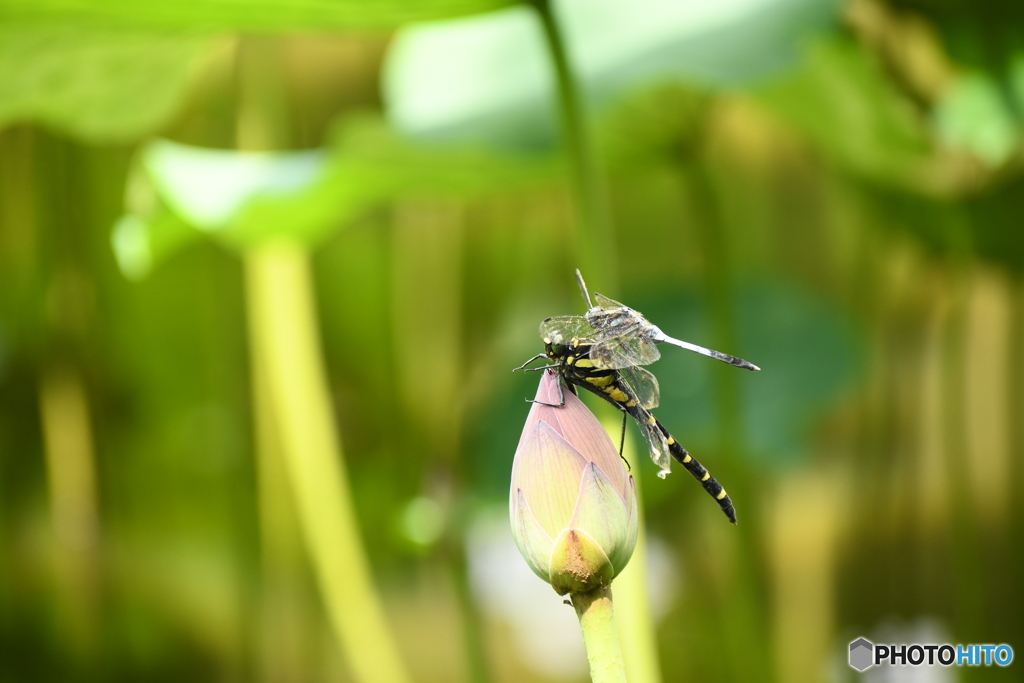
516, 271, 759, 524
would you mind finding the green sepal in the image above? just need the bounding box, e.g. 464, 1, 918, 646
549, 528, 614, 596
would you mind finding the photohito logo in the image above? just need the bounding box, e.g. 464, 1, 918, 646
849, 637, 1013, 671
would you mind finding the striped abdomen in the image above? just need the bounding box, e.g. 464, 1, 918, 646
654, 420, 736, 524
563, 352, 737, 524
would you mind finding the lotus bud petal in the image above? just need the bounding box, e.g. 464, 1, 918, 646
511, 488, 555, 581
570, 462, 631, 571
510, 371, 638, 594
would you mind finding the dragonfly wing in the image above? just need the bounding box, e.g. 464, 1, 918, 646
586, 305, 638, 334
589, 334, 661, 369
629, 336, 661, 365
618, 366, 660, 410
539, 315, 595, 344
593, 292, 628, 310
635, 408, 671, 477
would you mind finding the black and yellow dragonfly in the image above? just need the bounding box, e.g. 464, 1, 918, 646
516, 271, 759, 524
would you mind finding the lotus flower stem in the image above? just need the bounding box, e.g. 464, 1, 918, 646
244, 242, 411, 683
572, 587, 628, 683
530, 0, 616, 288
235, 40, 411, 683
602, 422, 663, 683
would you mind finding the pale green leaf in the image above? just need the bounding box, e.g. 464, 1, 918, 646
383, 0, 840, 148
934, 71, 1020, 168
0, 0, 514, 31
111, 210, 201, 281
754, 37, 932, 185
0, 24, 214, 142
129, 116, 562, 256
141, 141, 327, 231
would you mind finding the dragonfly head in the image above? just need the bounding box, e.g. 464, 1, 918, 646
542, 332, 571, 362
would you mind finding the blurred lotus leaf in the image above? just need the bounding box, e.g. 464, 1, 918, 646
143, 142, 327, 233
0, 0, 515, 31
0, 24, 215, 142
644, 279, 861, 469
0, 0, 523, 142
754, 37, 935, 188
111, 212, 197, 282
113, 116, 563, 276
1012, 54, 1024, 112
597, 84, 711, 167
934, 70, 1020, 168
738, 281, 862, 466
383, 0, 841, 149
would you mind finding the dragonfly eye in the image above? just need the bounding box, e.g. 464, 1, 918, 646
546, 340, 567, 358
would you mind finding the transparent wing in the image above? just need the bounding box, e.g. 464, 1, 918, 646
589, 334, 662, 369
585, 306, 640, 335
539, 315, 595, 343
593, 292, 628, 311
575, 269, 594, 308
618, 366, 660, 409
586, 294, 655, 339
634, 407, 671, 477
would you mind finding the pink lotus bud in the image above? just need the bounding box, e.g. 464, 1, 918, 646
510, 371, 639, 595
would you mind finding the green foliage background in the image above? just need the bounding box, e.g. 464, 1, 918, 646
2, 0, 1023, 681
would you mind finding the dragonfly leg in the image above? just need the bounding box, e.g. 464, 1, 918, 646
617, 412, 631, 472
526, 375, 566, 407
513, 354, 548, 372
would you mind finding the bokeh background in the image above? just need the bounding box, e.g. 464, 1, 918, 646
1, 0, 1023, 681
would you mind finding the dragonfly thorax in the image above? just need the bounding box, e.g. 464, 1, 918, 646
585, 305, 639, 330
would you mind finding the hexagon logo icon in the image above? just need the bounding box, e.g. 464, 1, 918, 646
849, 637, 874, 671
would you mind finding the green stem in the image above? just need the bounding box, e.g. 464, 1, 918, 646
531, 0, 616, 287
611, 489, 662, 682
29, 132, 102, 664
251, 338, 310, 683
572, 586, 628, 683
38, 364, 101, 661
600, 417, 661, 683
244, 243, 412, 683
940, 240, 984, 639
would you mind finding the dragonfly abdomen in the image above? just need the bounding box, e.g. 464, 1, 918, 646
562, 356, 738, 524
654, 422, 737, 524
615, 394, 737, 524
